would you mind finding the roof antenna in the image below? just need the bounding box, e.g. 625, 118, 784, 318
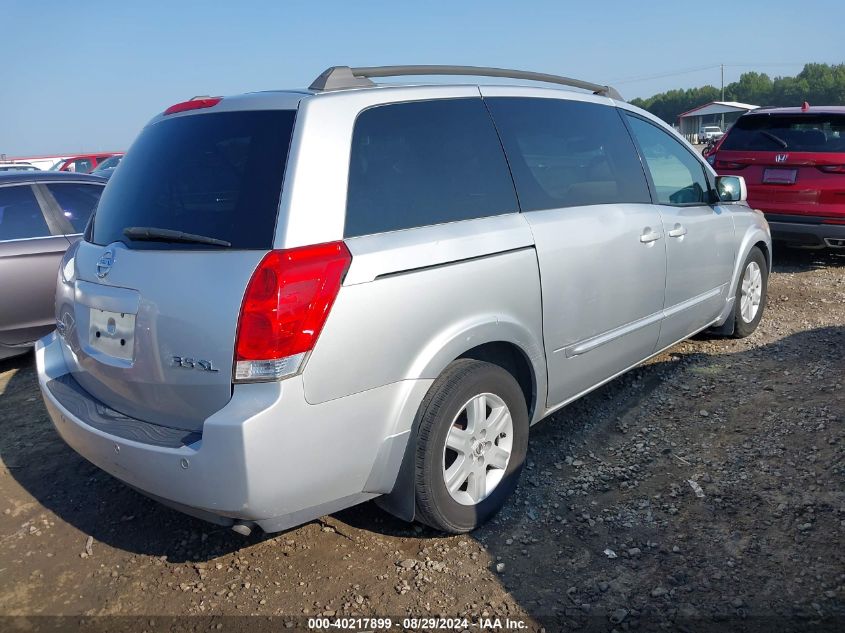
801, 101, 810, 111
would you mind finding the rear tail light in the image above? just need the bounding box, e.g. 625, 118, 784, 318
164, 97, 222, 116
715, 160, 748, 170
234, 241, 352, 382
817, 165, 845, 174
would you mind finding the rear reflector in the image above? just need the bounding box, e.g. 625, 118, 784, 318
164, 97, 222, 116
715, 160, 748, 170
234, 241, 352, 382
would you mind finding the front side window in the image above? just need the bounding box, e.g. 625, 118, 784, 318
485, 97, 651, 211
345, 98, 518, 238
0, 185, 50, 241
626, 114, 711, 206
45, 182, 104, 233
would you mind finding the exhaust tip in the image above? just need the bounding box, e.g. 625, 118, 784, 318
231, 521, 256, 536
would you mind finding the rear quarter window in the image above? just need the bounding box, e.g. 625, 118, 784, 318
345, 98, 518, 238
92, 110, 296, 250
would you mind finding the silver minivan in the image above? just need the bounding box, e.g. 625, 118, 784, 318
36, 66, 770, 535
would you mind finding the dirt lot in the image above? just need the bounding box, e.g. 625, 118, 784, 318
1, 248, 843, 632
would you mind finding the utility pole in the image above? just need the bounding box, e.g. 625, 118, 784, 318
720, 64, 725, 130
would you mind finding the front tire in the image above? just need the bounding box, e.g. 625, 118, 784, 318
733, 246, 768, 337
414, 359, 528, 533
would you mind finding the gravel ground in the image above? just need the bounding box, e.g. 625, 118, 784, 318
0, 248, 842, 632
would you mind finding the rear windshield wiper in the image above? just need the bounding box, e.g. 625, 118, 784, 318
123, 226, 231, 247
758, 130, 788, 149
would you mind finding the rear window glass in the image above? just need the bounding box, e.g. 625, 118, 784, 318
92, 110, 296, 249
345, 98, 518, 238
45, 182, 104, 233
485, 98, 651, 211
721, 113, 845, 152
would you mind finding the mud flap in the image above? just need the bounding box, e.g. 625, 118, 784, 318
373, 433, 417, 522
709, 302, 736, 336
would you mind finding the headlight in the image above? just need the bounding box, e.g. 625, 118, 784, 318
60, 241, 81, 285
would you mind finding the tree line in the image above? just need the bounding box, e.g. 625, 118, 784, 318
629, 63, 845, 124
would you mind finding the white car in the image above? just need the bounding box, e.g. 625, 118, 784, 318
0, 161, 40, 172
699, 126, 724, 143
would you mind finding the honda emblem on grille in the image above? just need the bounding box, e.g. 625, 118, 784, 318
775, 153, 789, 163
96, 250, 114, 278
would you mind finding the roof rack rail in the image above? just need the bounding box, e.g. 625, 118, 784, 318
309, 65, 623, 100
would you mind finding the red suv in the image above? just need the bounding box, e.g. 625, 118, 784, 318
713, 105, 845, 249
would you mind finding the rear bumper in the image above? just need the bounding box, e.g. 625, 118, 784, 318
0, 343, 31, 361
36, 332, 430, 532
764, 214, 845, 248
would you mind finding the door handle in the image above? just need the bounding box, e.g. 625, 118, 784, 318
668, 223, 688, 238
640, 227, 663, 243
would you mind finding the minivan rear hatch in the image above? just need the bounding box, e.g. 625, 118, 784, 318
65, 106, 297, 432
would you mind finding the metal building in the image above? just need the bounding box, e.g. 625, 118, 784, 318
677, 101, 759, 142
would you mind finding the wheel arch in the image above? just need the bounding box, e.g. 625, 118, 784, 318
408, 317, 546, 423
754, 239, 772, 272
457, 341, 538, 421
712, 221, 772, 333
372, 324, 546, 523
730, 227, 772, 294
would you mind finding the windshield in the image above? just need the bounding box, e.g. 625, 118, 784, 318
91, 109, 296, 250
721, 113, 845, 152
93, 155, 122, 171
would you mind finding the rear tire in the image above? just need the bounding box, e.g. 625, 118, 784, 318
414, 359, 528, 533
733, 246, 768, 338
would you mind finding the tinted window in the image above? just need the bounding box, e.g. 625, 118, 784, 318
485, 98, 650, 211
45, 182, 104, 232
721, 113, 845, 152
92, 110, 295, 249
345, 99, 518, 238
0, 185, 50, 240
626, 115, 711, 205
68, 158, 93, 173
93, 155, 122, 172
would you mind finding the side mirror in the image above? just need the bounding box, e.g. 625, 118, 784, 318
716, 175, 747, 203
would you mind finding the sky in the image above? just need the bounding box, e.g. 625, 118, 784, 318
2, 0, 843, 156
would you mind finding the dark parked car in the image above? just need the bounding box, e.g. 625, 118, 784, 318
0, 172, 106, 359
